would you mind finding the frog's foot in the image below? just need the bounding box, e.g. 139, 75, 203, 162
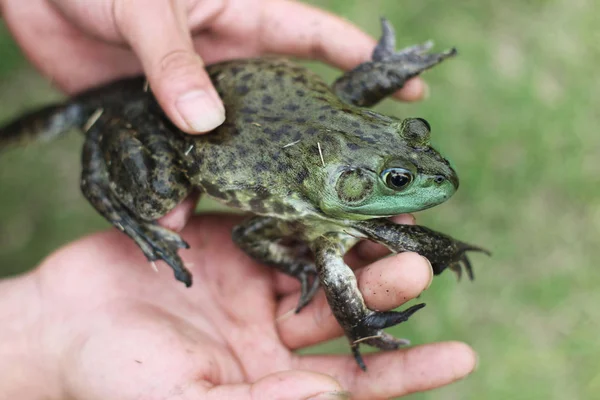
129, 222, 192, 286
232, 217, 321, 313
292, 263, 321, 313
372, 18, 456, 64
438, 243, 491, 281
332, 17, 457, 107
83, 175, 193, 286
350, 303, 426, 370
353, 219, 490, 284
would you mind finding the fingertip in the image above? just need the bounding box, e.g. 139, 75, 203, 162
422, 256, 434, 289
447, 341, 479, 375
358, 252, 433, 310
394, 77, 429, 102
157, 192, 200, 232
390, 213, 416, 225
149, 52, 226, 134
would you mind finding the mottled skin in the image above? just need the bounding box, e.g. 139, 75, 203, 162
0, 19, 489, 370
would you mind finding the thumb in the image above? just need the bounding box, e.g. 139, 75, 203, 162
177, 370, 347, 400
114, 0, 225, 134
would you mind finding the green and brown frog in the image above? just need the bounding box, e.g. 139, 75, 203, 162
0, 19, 489, 370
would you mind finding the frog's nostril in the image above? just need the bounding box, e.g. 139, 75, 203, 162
434, 175, 445, 184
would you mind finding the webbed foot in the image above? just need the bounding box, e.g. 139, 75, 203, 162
445, 244, 491, 281
351, 303, 426, 370
333, 17, 457, 107
289, 262, 320, 313
232, 217, 322, 313
129, 222, 192, 285
82, 176, 193, 286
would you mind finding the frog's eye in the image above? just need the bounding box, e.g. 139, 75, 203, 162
382, 168, 413, 191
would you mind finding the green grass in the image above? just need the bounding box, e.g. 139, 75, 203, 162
1, 1, 599, 398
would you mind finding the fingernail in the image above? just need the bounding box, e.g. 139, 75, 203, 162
422, 256, 434, 289
307, 391, 351, 400
472, 351, 480, 372
176, 90, 225, 133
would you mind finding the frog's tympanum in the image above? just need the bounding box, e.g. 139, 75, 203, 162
0, 19, 489, 370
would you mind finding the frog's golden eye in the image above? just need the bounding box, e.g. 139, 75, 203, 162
382, 168, 413, 191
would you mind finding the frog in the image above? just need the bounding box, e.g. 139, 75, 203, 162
0, 18, 489, 370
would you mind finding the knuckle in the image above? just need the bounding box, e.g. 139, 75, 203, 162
158, 49, 203, 76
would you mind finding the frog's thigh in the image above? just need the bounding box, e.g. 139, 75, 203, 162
102, 126, 191, 220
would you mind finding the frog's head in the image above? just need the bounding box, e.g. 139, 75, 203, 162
318, 118, 458, 219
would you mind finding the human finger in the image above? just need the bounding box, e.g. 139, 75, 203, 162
113, 0, 225, 134
294, 341, 477, 400
157, 191, 201, 232
276, 252, 433, 350
202, 370, 346, 400
258, 0, 427, 101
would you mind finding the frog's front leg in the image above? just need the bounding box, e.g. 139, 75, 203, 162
353, 219, 490, 280
313, 234, 425, 371
332, 18, 457, 107
232, 216, 321, 313
81, 105, 194, 286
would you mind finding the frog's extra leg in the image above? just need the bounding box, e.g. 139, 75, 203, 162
353, 219, 490, 281
313, 234, 425, 371
80, 107, 194, 286
232, 216, 320, 313
332, 18, 457, 107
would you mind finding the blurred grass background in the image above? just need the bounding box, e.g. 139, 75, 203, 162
1, 0, 598, 399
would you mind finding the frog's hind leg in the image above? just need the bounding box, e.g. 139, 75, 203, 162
313, 234, 425, 371
232, 216, 320, 313
80, 108, 194, 286
332, 18, 457, 107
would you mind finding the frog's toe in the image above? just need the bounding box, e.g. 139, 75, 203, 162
295, 263, 320, 313
442, 244, 491, 281
372, 17, 457, 67
349, 303, 425, 370
363, 303, 425, 331
351, 333, 412, 371
386, 45, 457, 75
393, 40, 435, 57
132, 223, 192, 286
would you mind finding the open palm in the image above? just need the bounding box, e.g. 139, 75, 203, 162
26, 214, 476, 400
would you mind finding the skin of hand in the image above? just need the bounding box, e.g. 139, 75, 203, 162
0, 214, 476, 400
0, 1, 473, 398
0, 0, 427, 135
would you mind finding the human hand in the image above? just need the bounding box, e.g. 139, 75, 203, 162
0, 0, 427, 135
0, 214, 476, 400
